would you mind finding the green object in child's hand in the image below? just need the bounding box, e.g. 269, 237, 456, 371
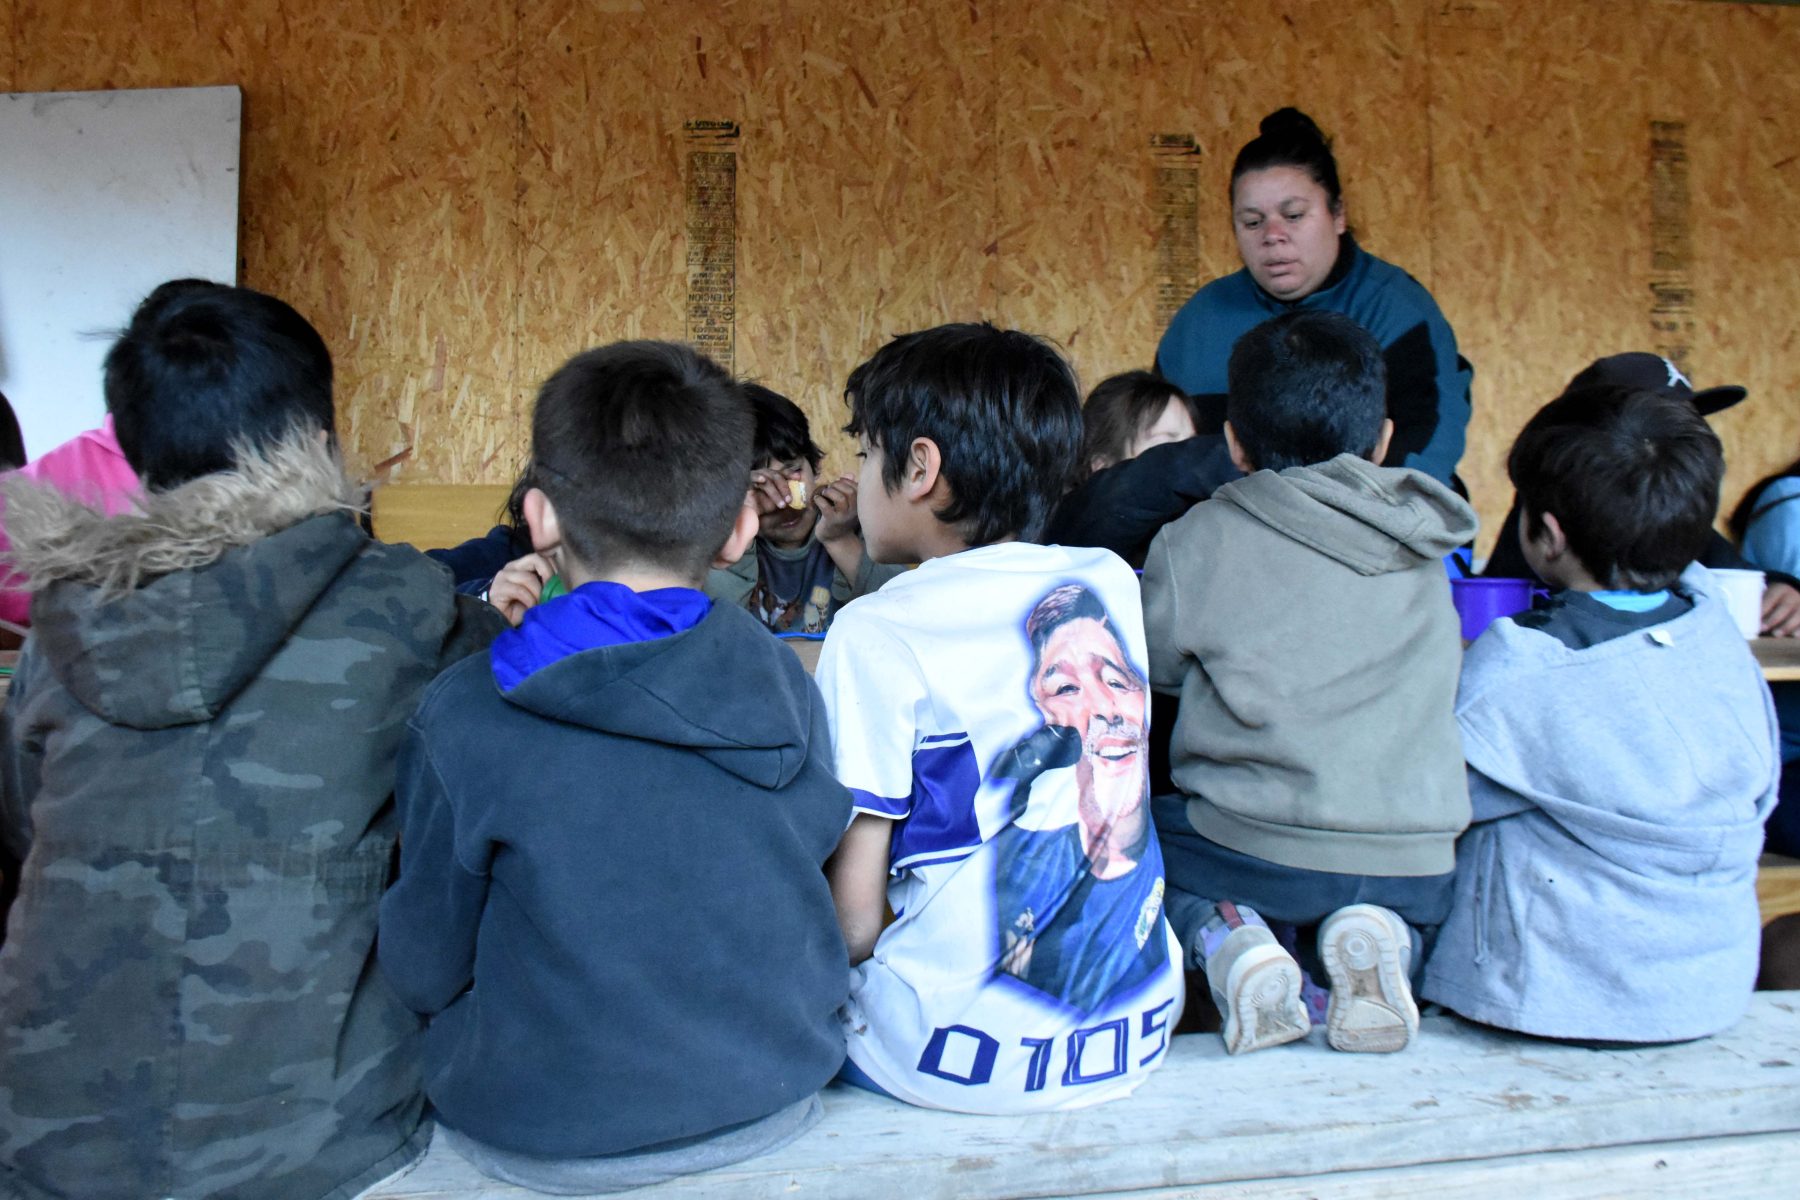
539, 574, 567, 603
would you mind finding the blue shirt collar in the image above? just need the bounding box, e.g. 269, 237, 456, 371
491, 580, 712, 692
1589, 588, 1673, 613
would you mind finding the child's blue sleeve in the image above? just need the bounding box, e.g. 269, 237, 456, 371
1743, 479, 1800, 579
377, 719, 490, 1016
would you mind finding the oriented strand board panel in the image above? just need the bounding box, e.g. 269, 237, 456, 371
1429, 0, 1800, 551
732, 2, 1000, 456
3, 4, 16, 91
515, 1, 999, 480
992, 0, 1433, 397
10, 0, 520, 485
1425, 0, 1656, 554
1647, 1, 1800, 527
8, 0, 1799, 540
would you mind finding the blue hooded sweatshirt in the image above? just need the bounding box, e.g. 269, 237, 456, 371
379, 584, 850, 1157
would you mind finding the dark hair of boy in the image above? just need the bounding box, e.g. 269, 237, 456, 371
1225, 309, 1387, 472
531, 340, 753, 580
104, 281, 335, 492
1509, 384, 1723, 591
501, 465, 535, 540
843, 322, 1081, 546
0, 389, 25, 471
1232, 107, 1343, 213
1080, 371, 1196, 474
745, 382, 823, 472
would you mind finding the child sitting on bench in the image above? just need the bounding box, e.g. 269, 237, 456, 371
0, 281, 500, 1199
817, 323, 1184, 1112
379, 341, 850, 1191
1422, 384, 1778, 1042
1142, 309, 1477, 1057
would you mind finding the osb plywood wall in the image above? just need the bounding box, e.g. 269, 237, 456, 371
7, 0, 1797, 552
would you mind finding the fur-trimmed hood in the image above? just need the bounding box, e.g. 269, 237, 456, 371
2, 431, 361, 595
7, 435, 387, 730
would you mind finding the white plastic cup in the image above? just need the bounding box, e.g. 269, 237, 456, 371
1708, 567, 1766, 639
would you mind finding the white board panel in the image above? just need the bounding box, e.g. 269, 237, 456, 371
0, 85, 241, 460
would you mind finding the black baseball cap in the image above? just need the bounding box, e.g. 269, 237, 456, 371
1565, 352, 1747, 416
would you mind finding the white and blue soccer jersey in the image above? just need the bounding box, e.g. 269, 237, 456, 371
815, 542, 1185, 1113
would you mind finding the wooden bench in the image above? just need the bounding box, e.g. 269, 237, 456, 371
371, 483, 514, 552
371, 992, 1800, 1199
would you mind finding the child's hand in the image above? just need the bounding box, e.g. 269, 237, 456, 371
1763, 581, 1800, 638
814, 475, 860, 544
748, 469, 800, 517
486, 553, 556, 627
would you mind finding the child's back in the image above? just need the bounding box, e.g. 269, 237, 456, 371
0, 283, 498, 1200
1145, 454, 1473, 874
819, 324, 1184, 1112
378, 341, 849, 1189
1422, 385, 1777, 1042
1142, 310, 1475, 1058
384, 598, 848, 1154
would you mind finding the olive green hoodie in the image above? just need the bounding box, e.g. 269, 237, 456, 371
1142, 453, 1478, 877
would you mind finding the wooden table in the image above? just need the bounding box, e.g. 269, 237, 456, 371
1753, 637, 1800, 682
780, 635, 824, 675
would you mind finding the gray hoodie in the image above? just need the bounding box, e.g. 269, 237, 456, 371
1142, 453, 1478, 877
1421, 564, 1778, 1042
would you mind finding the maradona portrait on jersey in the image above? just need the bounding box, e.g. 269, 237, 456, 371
989, 583, 1169, 1013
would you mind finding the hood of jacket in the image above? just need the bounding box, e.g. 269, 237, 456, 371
2, 433, 368, 730
497, 599, 822, 791
1216, 453, 1477, 576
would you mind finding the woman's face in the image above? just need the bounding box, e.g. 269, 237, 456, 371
1231, 165, 1346, 301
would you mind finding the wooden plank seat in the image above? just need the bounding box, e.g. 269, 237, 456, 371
371, 992, 1800, 1199
371, 483, 515, 553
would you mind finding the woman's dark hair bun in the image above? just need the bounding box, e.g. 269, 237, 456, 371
1232, 106, 1342, 208
1260, 107, 1326, 144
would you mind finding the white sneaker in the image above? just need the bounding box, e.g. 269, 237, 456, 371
1319, 904, 1419, 1053
1205, 924, 1310, 1055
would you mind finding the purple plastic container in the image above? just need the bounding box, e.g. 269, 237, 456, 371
1450, 577, 1536, 642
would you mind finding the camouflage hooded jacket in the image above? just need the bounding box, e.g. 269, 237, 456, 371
0, 435, 502, 1200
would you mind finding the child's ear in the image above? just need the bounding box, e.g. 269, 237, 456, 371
1223, 422, 1256, 475
902, 437, 943, 502
1369, 417, 1395, 465
522, 487, 561, 555
1536, 510, 1572, 561
712, 501, 760, 570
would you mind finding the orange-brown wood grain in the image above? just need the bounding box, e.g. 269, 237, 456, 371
7, 0, 1797, 548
